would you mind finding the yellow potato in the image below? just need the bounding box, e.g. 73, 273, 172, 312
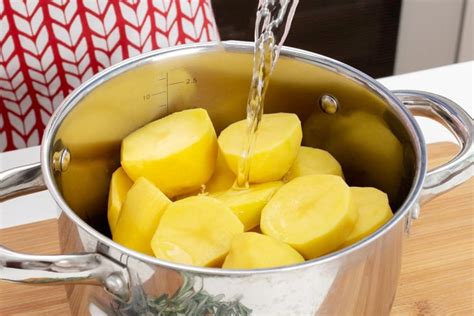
218, 113, 302, 183
121, 108, 217, 198
113, 177, 171, 255
222, 232, 304, 269
261, 175, 358, 259
213, 181, 283, 231
204, 150, 235, 194
107, 167, 133, 234
175, 151, 235, 199
151, 196, 244, 267
342, 187, 393, 247
285, 146, 344, 181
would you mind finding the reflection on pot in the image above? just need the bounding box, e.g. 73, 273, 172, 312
303, 110, 407, 209
59, 157, 117, 231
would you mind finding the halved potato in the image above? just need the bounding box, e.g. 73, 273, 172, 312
113, 177, 171, 255
151, 196, 244, 267
107, 167, 133, 234
121, 108, 217, 198
204, 150, 235, 194
261, 174, 358, 259
213, 181, 283, 231
175, 151, 236, 199
341, 187, 393, 247
223, 232, 304, 269
218, 113, 302, 183
285, 146, 343, 181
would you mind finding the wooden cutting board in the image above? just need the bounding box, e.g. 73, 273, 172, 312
1, 142, 472, 315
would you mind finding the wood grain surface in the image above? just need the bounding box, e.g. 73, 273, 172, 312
390, 142, 474, 315
0, 219, 70, 315
0, 142, 472, 315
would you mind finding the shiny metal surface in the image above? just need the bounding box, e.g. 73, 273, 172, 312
0, 245, 130, 302
0, 41, 472, 315
47, 41, 421, 226
0, 172, 130, 302
394, 90, 473, 203
319, 94, 339, 114
52, 147, 71, 172
0, 163, 45, 202
55, 210, 405, 315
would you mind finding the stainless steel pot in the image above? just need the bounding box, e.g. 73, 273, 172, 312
1, 41, 472, 315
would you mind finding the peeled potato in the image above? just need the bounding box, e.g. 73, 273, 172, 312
218, 113, 302, 183
285, 146, 344, 181
213, 181, 283, 231
107, 167, 133, 234
222, 232, 304, 269
261, 175, 358, 259
342, 187, 393, 247
204, 150, 235, 194
121, 108, 217, 198
151, 196, 244, 267
114, 177, 171, 255
176, 151, 236, 199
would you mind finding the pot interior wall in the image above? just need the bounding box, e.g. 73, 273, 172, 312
52, 45, 416, 235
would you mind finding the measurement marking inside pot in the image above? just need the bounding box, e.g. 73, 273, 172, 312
152, 91, 166, 96
168, 81, 184, 86
158, 104, 167, 107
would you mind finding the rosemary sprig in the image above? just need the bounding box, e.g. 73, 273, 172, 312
114, 273, 252, 316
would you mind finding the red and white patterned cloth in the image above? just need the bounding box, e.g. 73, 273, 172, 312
0, 0, 219, 152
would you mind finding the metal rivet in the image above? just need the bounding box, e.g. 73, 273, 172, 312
104, 273, 129, 301
319, 94, 339, 114
105, 274, 125, 292
52, 148, 70, 172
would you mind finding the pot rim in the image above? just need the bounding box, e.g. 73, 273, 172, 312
41, 41, 427, 275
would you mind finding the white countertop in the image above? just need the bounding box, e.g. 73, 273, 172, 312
1, 61, 473, 229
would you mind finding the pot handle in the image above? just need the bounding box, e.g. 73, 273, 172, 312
0, 162, 46, 202
393, 90, 473, 203
0, 163, 131, 302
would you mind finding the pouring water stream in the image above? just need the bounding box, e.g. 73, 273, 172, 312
235, 0, 299, 188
